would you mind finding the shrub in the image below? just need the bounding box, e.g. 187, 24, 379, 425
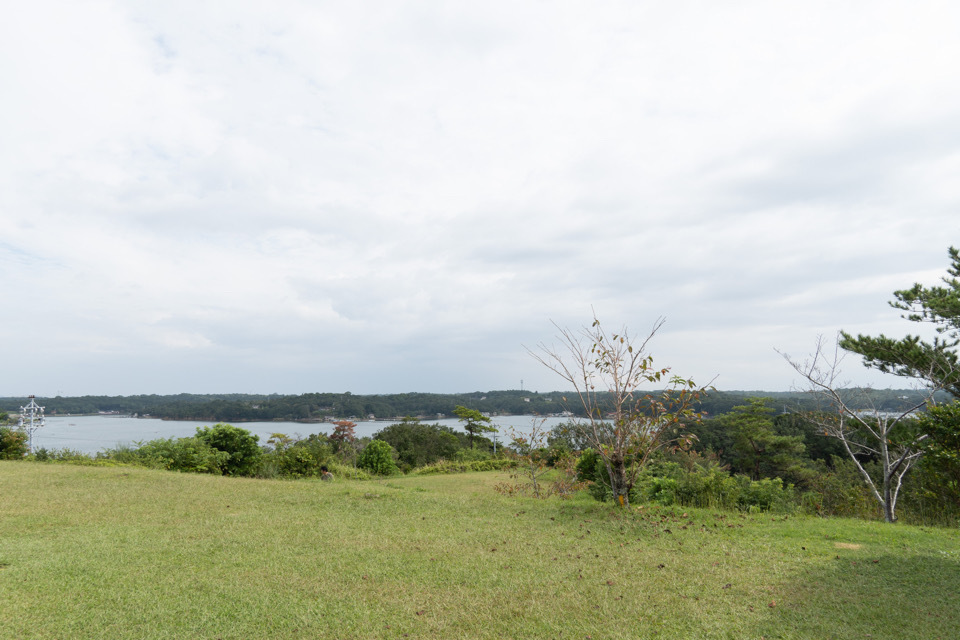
801, 457, 880, 519
27, 447, 92, 463
98, 444, 140, 465
669, 462, 740, 510
129, 437, 229, 474
735, 476, 796, 512
357, 440, 400, 476
575, 448, 601, 482
629, 460, 798, 513
0, 426, 28, 459
195, 423, 262, 476
263, 433, 333, 478
453, 447, 492, 463
278, 446, 322, 477
324, 460, 372, 480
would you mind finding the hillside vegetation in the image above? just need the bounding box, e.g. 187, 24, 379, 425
1, 388, 949, 421
1, 462, 958, 639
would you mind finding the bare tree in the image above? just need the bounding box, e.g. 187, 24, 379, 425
495, 417, 584, 499
780, 336, 947, 522
528, 314, 709, 507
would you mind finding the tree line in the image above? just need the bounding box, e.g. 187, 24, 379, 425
0, 388, 947, 423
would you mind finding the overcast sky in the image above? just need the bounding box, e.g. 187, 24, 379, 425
2, 1, 959, 398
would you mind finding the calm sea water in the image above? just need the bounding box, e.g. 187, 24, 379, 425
31, 414, 571, 454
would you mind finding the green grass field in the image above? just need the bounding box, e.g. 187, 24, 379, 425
1, 462, 958, 639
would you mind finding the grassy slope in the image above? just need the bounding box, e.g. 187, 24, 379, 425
1, 462, 957, 640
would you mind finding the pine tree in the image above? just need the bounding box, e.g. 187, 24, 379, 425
840, 246, 960, 396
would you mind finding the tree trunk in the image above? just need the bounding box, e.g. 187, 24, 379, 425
608, 455, 629, 507
883, 478, 897, 523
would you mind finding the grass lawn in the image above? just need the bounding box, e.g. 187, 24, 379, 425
1, 461, 958, 639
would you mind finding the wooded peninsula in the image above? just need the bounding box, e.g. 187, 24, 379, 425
0, 388, 948, 422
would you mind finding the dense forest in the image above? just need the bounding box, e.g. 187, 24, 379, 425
0, 388, 949, 422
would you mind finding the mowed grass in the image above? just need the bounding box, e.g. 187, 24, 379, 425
1, 462, 958, 640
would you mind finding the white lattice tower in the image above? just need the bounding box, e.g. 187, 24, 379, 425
18, 395, 45, 453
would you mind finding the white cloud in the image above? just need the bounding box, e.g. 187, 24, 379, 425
2, 1, 959, 396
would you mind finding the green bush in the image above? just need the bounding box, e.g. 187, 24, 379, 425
453, 447, 493, 463
0, 426, 28, 459
277, 446, 323, 477
128, 437, 229, 474
801, 457, 878, 519
575, 448, 601, 482
645, 476, 679, 506
582, 459, 800, 513
735, 476, 796, 512
28, 447, 92, 463
670, 463, 740, 509
324, 460, 372, 480
97, 444, 139, 464
467, 458, 517, 472
263, 433, 333, 478
195, 423, 262, 476
357, 440, 400, 476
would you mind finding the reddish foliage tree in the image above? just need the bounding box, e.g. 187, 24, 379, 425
329, 420, 357, 453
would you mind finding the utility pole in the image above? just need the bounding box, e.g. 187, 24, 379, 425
18, 395, 45, 453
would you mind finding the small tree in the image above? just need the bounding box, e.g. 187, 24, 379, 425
329, 420, 357, 453
195, 423, 262, 476
721, 398, 807, 482
357, 439, 399, 476
781, 337, 942, 522
453, 406, 497, 447
496, 417, 583, 499
374, 418, 464, 468
529, 314, 709, 507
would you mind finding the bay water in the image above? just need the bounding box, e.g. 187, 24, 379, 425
31, 414, 572, 455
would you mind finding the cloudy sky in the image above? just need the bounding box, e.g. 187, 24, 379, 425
2, 1, 959, 397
